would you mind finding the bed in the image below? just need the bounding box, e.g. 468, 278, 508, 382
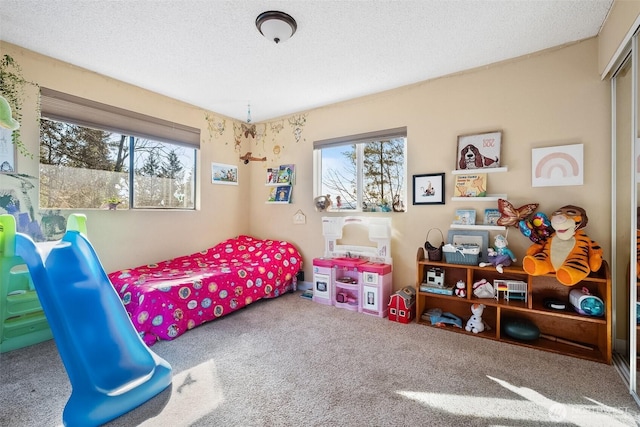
107, 235, 302, 346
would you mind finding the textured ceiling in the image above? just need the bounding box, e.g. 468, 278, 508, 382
0, 0, 613, 122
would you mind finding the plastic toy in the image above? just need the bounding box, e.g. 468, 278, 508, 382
454, 280, 466, 298
569, 287, 604, 316
479, 234, 516, 273
14, 215, 172, 426
465, 303, 486, 334
0, 95, 20, 130
523, 205, 603, 286
503, 318, 540, 341
423, 308, 462, 328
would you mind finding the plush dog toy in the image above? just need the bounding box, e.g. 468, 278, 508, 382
522, 205, 603, 286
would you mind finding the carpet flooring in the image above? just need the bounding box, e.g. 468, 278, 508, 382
1, 291, 640, 426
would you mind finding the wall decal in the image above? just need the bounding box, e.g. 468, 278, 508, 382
204, 113, 226, 141
288, 114, 307, 143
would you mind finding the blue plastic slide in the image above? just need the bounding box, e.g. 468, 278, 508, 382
14, 216, 172, 426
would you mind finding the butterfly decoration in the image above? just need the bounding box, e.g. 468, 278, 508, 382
241, 123, 256, 139
497, 199, 538, 227
497, 199, 554, 243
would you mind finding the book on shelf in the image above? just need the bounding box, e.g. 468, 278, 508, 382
276, 164, 295, 184
420, 283, 454, 295
453, 209, 476, 225
267, 186, 292, 203
453, 173, 487, 197
266, 167, 279, 184
483, 208, 501, 225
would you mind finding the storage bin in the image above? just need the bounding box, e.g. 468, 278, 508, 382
443, 244, 480, 265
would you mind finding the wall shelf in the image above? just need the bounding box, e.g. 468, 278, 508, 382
451, 167, 508, 175
450, 224, 506, 231
451, 194, 506, 202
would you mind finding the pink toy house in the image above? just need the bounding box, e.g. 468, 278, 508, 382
388, 286, 416, 324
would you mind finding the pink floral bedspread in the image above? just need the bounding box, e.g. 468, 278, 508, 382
108, 235, 302, 345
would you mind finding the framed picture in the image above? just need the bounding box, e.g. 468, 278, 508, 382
456, 130, 501, 170
0, 128, 16, 173
211, 162, 238, 185
531, 143, 583, 187
413, 173, 445, 205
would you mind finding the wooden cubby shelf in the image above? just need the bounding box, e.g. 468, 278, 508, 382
415, 248, 612, 363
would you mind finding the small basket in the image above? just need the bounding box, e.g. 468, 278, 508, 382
424, 228, 444, 261
443, 244, 480, 265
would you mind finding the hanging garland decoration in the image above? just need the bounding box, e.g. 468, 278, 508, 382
0, 54, 34, 158
204, 112, 226, 141
287, 113, 307, 143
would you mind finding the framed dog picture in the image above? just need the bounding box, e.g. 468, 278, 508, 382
456, 131, 502, 170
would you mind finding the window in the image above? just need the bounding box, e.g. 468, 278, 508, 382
313, 127, 407, 212
39, 88, 199, 210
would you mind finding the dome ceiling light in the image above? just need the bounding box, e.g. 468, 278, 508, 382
255, 11, 297, 44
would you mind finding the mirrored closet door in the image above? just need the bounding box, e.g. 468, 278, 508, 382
612, 31, 639, 403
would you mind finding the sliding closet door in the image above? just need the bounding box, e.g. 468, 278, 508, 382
634, 34, 640, 397
613, 52, 633, 387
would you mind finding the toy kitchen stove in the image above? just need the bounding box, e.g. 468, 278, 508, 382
312, 216, 393, 318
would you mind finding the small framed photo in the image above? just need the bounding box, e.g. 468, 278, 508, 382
413, 173, 445, 205
457, 130, 501, 170
211, 162, 238, 185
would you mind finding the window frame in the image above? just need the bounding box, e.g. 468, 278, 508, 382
313, 127, 407, 212
39, 88, 199, 210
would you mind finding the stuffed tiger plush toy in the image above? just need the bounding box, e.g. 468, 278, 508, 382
522, 205, 603, 286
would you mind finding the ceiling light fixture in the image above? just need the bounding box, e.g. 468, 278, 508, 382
255, 11, 297, 44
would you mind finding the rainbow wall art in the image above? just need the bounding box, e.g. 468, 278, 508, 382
531, 143, 583, 187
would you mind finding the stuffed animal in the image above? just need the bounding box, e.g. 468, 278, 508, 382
455, 280, 466, 298
479, 234, 517, 273
472, 279, 495, 299
465, 303, 486, 334
523, 205, 603, 286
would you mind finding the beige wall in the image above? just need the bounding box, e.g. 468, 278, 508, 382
248, 38, 611, 290
599, 0, 640, 77
0, 41, 252, 272
0, 37, 614, 292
